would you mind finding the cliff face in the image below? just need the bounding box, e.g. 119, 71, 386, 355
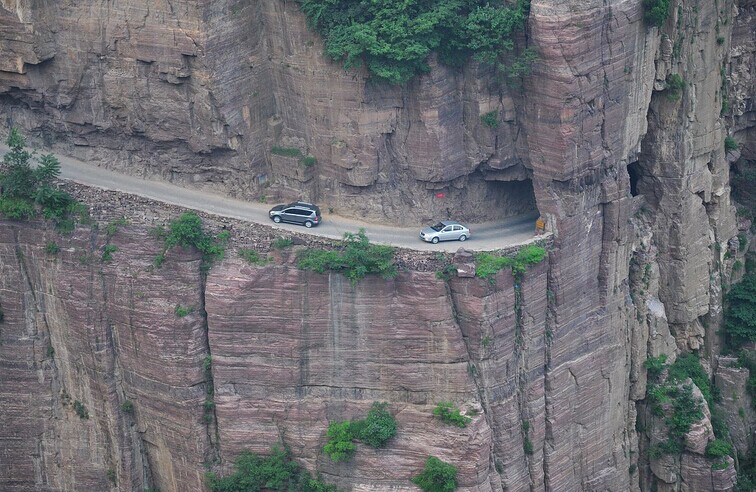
0, 0, 754, 491
0, 218, 551, 491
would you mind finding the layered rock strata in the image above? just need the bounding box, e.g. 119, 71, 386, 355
0, 0, 752, 490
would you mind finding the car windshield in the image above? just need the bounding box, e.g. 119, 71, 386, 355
431, 222, 445, 232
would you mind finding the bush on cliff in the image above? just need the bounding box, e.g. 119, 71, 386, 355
643, 0, 670, 27
154, 212, 230, 270
207, 445, 339, 492
324, 402, 398, 461
298, 0, 531, 84
432, 402, 471, 428
297, 229, 396, 283
412, 456, 457, 492
724, 272, 756, 347
0, 128, 77, 223
474, 245, 546, 280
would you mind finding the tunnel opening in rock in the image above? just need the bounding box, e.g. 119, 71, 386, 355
477, 177, 539, 222
628, 162, 642, 197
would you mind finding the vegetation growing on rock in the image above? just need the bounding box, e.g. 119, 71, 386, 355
432, 402, 471, 428
298, 0, 531, 84
412, 456, 457, 492
474, 244, 546, 280
324, 402, 398, 461
207, 445, 339, 491
0, 129, 81, 224
297, 229, 397, 283
152, 212, 230, 270
643, 0, 670, 27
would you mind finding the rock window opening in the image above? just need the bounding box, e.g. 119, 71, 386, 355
628, 162, 642, 197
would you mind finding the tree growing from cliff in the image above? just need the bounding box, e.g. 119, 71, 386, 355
297, 229, 397, 283
724, 272, 756, 347
412, 456, 457, 492
298, 0, 531, 84
153, 212, 230, 270
207, 445, 339, 491
643, 0, 670, 27
0, 128, 75, 221
323, 402, 398, 461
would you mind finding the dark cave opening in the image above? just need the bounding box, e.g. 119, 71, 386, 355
628, 162, 642, 197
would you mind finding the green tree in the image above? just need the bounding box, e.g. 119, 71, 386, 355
299, 0, 531, 84
2, 128, 36, 199
725, 273, 756, 346
323, 421, 356, 461
351, 402, 397, 448
412, 456, 457, 492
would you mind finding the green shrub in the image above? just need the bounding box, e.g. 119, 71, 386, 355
323, 421, 356, 461
73, 400, 89, 419
433, 402, 471, 428
667, 385, 704, 442
299, 0, 530, 84
297, 229, 396, 283
239, 248, 268, 265
475, 245, 546, 280
739, 233, 748, 252
706, 438, 733, 458
737, 350, 756, 409
271, 146, 303, 158
301, 156, 317, 167
351, 402, 397, 448
1, 130, 84, 224
665, 74, 685, 101
412, 456, 457, 492
105, 218, 128, 237
174, 305, 194, 317
480, 111, 499, 129
667, 353, 714, 405
106, 468, 116, 484
644, 354, 668, 381
725, 137, 740, 153
45, 241, 60, 255
523, 438, 534, 455
121, 400, 134, 413
101, 244, 118, 262
643, 0, 670, 27
436, 263, 457, 281
324, 402, 397, 461
272, 237, 294, 249
208, 445, 339, 492
0, 196, 35, 220
724, 273, 756, 347
156, 212, 228, 270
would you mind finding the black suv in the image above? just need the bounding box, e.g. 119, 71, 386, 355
268, 202, 322, 228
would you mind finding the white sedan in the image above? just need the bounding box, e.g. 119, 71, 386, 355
420, 221, 471, 243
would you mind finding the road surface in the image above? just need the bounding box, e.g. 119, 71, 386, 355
0, 144, 543, 252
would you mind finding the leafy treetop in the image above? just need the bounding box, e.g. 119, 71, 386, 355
299, 0, 531, 84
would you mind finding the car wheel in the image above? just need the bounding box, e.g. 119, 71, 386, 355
272, 216, 282, 223
431, 237, 439, 244
304, 220, 313, 228
459, 234, 467, 242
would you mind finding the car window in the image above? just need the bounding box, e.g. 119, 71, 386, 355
453, 226, 461, 231
431, 222, 444, 232
443, 226, 452, 232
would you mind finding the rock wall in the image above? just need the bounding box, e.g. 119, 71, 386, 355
0, 0, 537, 225
0, 0, 753, 491
0, 218, 551, 491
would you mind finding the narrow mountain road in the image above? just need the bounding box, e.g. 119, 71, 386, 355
1, 144, 544, 252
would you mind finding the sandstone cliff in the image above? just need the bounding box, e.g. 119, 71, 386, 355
0, 0, 754, 491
